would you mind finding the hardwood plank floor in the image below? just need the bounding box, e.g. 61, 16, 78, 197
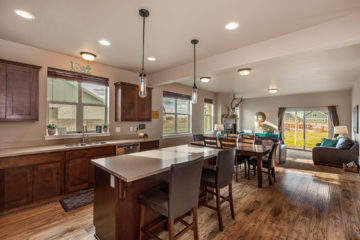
1, 149, 360, 240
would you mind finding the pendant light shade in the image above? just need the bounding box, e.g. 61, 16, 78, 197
138, 9, 149, 98
191, 39, 199, 104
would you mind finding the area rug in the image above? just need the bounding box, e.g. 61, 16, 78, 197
59, 189, 93, 212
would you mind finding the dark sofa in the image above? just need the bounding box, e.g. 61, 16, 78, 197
312, 138, 359, 168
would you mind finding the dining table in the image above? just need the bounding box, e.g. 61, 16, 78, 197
191, 141, 271, 188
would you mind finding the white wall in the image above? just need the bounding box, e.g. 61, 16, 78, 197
0, 39, 216, 149
352, 76, 360, 142
237, 90, 352, 133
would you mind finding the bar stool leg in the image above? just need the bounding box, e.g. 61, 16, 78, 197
168, 219, 175, 240
228, 183, 235, 219
268, 169, 272, 185
235, 162, 239, 182
215, 188, 224, 231
192, 206, 199, 240
139, 205, 145, 240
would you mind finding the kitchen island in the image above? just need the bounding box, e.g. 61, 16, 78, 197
91, 144, 221, 240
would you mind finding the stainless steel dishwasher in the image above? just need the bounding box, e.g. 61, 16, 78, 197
116, 143, 140, 155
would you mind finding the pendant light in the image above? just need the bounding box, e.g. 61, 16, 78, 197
191, 39, 199, 104
138, 9, 149, 98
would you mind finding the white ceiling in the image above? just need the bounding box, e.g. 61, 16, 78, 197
0, 0, 360, 73
178, 44, 360, 98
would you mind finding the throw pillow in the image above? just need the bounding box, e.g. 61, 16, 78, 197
336, 138, 354, 150
320, 138, 338, 148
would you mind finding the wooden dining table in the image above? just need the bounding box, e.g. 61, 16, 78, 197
191, 141, 271, 188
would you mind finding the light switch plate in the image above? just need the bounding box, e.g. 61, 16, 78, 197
110, 175, 115, 188
130, 127, 133, 132
116, 127, 121, 132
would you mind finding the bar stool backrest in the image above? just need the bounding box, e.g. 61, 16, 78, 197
168, 157, 204, 220
216, 149, 235, 189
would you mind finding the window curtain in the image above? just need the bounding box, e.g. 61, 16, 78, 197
278, 107, 286, 143
328, 105, 339, 138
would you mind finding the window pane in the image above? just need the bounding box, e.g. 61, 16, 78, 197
163, 97, 175, 113
204, 103, 212, 115
84, 106, 105, 131
163, 114, 175, 134
204, 116, 211, 132
49, 103, 77, 132
177, 99, 189, 114
47, 78, 78, 103
177, 114, 189, 133
82, 82, 106, 105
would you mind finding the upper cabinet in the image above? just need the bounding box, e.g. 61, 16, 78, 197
115, 82, 152, 121
0, 59, 41, 121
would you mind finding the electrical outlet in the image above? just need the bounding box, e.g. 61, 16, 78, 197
110, 175, 115, 188
116, 127, 121, 132
130, 127, 133, 132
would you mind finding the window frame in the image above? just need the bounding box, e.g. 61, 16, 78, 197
203, 100, 214, 133
162, 92, 192, 136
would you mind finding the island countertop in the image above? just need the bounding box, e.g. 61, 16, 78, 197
91, 144, 221, 182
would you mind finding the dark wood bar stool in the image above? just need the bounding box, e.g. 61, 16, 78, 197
200, 149, 235, 231
247, 142, 278, 185
203, 136, 218, 148
138, 158, 204, 240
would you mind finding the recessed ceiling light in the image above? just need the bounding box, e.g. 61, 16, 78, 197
15, 9, 35, 19
225, 22, 239, 30
98, 39, 111, 46
200, 76, 211, 83
80, 52, 96, 61
147, 57, 156, 61
268, 88, 279, 93
237, 68, 251, 76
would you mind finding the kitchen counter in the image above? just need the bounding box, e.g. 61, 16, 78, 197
0, 138, 159, 158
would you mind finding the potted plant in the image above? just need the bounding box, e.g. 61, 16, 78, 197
103, 124, 108, 133
47, 124, 57, 136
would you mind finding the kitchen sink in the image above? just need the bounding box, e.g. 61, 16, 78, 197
64, 141, 108, 148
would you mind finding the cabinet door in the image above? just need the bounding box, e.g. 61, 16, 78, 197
137, 88, 152, 121
1, 166, 33, 209
6, 64, 38, 120
121, 84, 138, 121
140, 140, 160, 151
65, 158, 90, 193
0, 63, 5, 119
33, 162, 62, 201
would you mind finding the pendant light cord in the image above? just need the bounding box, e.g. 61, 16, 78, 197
193, 43, 196, 87
141, 15, 145, 75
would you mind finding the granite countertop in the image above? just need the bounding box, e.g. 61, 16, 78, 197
0, 138, 160, 158
91, 144, 221, 182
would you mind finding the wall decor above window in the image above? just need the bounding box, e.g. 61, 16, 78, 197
70, 61, 92, 75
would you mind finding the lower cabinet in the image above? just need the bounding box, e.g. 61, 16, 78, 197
140, 140, 160, 151
65, 157, 90, 193
33, 162, 62, 201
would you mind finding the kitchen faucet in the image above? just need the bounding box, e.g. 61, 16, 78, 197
81, 124, 88, 143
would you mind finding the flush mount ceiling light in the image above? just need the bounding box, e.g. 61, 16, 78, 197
98, 39, 111, 46
15, 9, 35, 19
225, 22, 239, 30
147, 57, 156, 61
200, 76, 211, 83
138, 9, 150, 98
80, 52, 96, 61
191, 39, 199, 104
268, 88, 279, 93
237, 68, 252, 76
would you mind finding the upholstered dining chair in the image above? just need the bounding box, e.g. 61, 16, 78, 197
193, 134, 204, 142
219, 137, 246, 180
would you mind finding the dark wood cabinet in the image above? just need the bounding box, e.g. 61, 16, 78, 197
1, 166, 33, 210
0, 59, 40, 121
115, 82, 152, 122
140, 140, 160, 151
33, 162, 62, 201
65, 157, 90, 193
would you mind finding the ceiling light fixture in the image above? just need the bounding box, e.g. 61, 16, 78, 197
191, 39, 199, 104
225, 22, 239, 30
200, 76, 211, 83
268, 88, 279, 93
147, 57, 156, 61
237, 68, 252, 76
138, 9, 150, 98
80, 52, 96, 61
98, 39, 111, 46
15, 9, 35, 19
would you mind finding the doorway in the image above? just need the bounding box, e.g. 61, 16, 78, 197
284, 110, 329, 150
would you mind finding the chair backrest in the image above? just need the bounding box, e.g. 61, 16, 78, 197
193, 134, 204, 142
266, 142, 279, 169
216, 149, 235, 189
219, 137, 237, 149
227, 133, 239, 139
168, 157, 204, 219
239, 134, 254, 145
203, 136, 218, 148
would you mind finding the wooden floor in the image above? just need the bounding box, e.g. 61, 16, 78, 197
1, 150, 360, 240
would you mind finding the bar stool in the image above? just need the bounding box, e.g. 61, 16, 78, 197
200, 149, 235, 231
138, 158, 204, 240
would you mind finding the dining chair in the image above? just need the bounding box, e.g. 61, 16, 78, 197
203, 136, 218, 148
226, 133, 239, 139
247, 142, 278, 185
239, 134, 255, 145
138, 158, 204, 240
193, 134, 204, 142
200, 149, 235, 231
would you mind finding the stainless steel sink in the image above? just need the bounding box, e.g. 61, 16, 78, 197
64, 141, 108, 148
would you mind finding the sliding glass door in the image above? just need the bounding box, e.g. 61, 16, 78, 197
284, 110, 329, 150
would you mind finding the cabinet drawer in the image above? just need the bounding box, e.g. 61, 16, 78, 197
66, 146, 116, 160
